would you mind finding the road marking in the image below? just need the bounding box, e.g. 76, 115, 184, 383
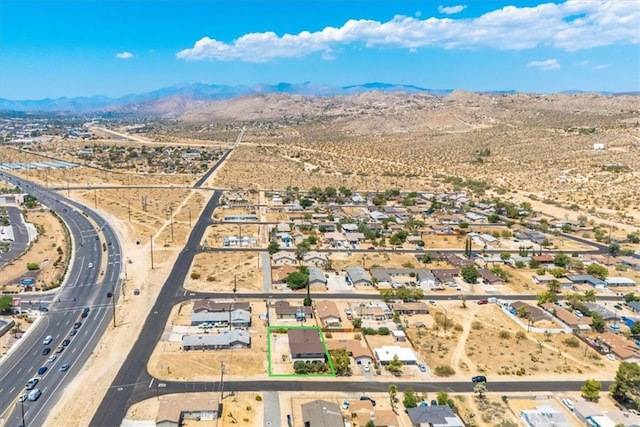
148, 378, 154, 388
9, 386, 15, 394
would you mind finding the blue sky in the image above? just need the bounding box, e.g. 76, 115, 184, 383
1, 0, 639, 100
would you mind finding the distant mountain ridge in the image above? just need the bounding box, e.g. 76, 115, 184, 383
0, 82, 637, 113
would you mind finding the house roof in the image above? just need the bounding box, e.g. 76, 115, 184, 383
325, 339, 373, 360
532, 254, 554, 263
303, 251, 328, 262
288, 329, 325, 356
374, 345, 417, 363
182, 330, 250, 347
597, 331, 640, 360
274, 300, 313, 316
542, 303, 592, 328
301, 400, 343, 427
156, 395, 219, 425
370, 268, 434, 282
308, 266, 327, 284
316, 300, 342, 322
346, 265, 372, 283
510, 301, 547, 323
355, 409, 398, 427
272, 251, 297, 262
192, 300, 251, 313
190, 309, 251, 324
407, 405, 463, 426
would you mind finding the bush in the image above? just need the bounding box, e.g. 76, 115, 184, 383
498, 330, 511, 340
190, 272, 201, 280
434, 365, 456, 377
26, 262, 39, 271
255, 395, 262, 401
563, 336, 581, 348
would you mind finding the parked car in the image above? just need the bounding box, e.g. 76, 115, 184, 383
562, 398, 574, 411
418, 364, 427, 372
341, 400, 349, 410
477, 299, 488, 305
429, 300, 437, 306
363, 364, 370, 372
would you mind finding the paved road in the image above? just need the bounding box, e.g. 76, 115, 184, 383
0, 206, 31, 270
90, 191, 222, 427
0, 173, 122, 427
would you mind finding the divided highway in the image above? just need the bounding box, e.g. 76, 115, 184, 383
0, 172, 123, 427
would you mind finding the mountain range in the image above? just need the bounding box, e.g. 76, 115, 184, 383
0, 82, 636, 114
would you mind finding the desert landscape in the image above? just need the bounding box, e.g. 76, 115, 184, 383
1, 90, 639, 427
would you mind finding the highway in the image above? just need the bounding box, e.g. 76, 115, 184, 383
0, 173, 123, 427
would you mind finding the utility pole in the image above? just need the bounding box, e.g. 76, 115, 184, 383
169, 204, 174, 242
20, 398, 25, 427
220, 361, 226, 402
150, 235, 154, 269
188, 208, 192, 228
233, 275, 237, 301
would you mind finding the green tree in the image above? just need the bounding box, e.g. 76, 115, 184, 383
328, 348, 351, 376
365, 421, 375, 427
488, 213, 500, 223
380, 289, 394, 303
0, 295, 12, 312
388, 384, 398, 409
286, 270, 309, 291
554, 252, 571, 268
386, 355, 403, 375
581, 379, 602, 401
420, 253, 432, 266
461, 266, 479, 284
561, 223, 573, 233
436, 391, 449, 406
547, 279, 561, 295
609, 361, 640, 404
537, 291, 558, 305
583, 290, 597, 302
630, 322, 640, 335
627, 232, 640, 244
267, 241, 280, 255
299, 198, 314, 208
609, 242, 621, 258
403, 388, 419, 408
591, 313, 606, 333
352, 317, 362, 328
500, 252, 511, 261
586, 263, 608, 280
295, 241, 311, 259
474, 381, 488, 401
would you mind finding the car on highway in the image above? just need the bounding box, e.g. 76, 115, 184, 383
42, 335, 53, 345
25, 378, 39, 390
472, 375, 487, 384
73, 321, 82, 329
88, 262, 93, 268
28, 388, 42, 401
18, 393, 28, 403
81, 307, 90, 318
62, 339, 71, 346
55, 346, 65, 354
69, 329, 78, 336
42, 347, 51, 356
107, 292, 113, 298
38, 306, 49, 312
60, 363, 70, 372
37, 366, 47, 375
48, 355, 57, 363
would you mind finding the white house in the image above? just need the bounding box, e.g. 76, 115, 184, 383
374, 345, 417, 365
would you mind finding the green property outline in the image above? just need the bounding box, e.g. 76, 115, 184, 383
267, 325, 336, 377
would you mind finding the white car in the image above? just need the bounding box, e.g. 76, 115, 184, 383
562, 398, 574, 411
48, 355, 57, 363
607, 353, 616, 361
429, 300, 437, 306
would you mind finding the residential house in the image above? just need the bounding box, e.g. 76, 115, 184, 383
275, 223, 291, 233
345, 266, 373, 287
223, 236, 256, 247
301, 400, 343, 427
509, 302, 548, 323
275, 232, 294, 246
355, 304, 389, 321
155, 395, 219, 427
288, 329, 326, 362
272, 264, 298, 284
605, 277, 636, 287
192, 300, 251, 314
324, 231, 347, 245
345, 232, 366, 244
518, 230, 548, 245
541, 303, 592, 332
315, 300, 342, 327
520, 405, 571, 427
370, 268, 434, 288
182, 330, 251, 350
317, 222, 336, 232
308, 266, 328, 290
531, 254, 554, 265
190, 309, 252, 328
629, 301, 640, 313
596, 331, 640, 362
303, 251, 328, 267
374, 346, 417, 365
354, 409, 398, 427
431, 269, 459, 286
618, 256, 640, 271
566, 274, 607, 289
583, 303, 617, 321
479, 268, 504, 285
272, 251, 298, 266
406, 405, 465, 427
392, 302, 429, 315
531, 274, 555, 285
391, 330, 407, 342
571, 401, 601, 424
325, 339, 374, 365
444, 254, 474, 268
274, 301, 314, 320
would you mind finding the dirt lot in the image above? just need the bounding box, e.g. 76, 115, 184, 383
184, 252, 263, 293
1, 208, 69, 292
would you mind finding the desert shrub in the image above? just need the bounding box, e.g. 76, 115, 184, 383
515, 368, 526, 376
563, 336, 581, 348
206, 275, 216, 282
498, 330, 511, 339
26, 262, 39, 271
434, 365, 456, 377
471, 321, 483, 330
190, 272, 201, 280
255, 395, 262, 401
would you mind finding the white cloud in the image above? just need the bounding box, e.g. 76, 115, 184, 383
577, 60, 589, 66
177, 0, 640, 62
438, 5, 467, 15
527, 59, 561, 70
115, 51, 133, 59
595, 64, 610, 69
